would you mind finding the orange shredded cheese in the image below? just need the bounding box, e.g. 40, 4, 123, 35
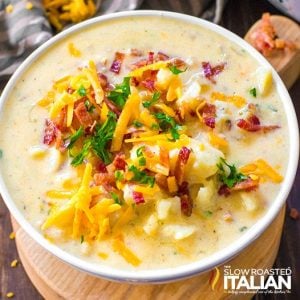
112, 236, 141, 266
167, 176, 178, 193
208, 132, 228, 149
6, 292, 14, 298
10, 259, 18, 268
68, 42, 81, 57
9, 232, 15, 240
211, 92, 246, 108
98, 252, 108, 259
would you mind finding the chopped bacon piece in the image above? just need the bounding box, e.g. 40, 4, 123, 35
141, 79, 155, 91
174, 147, 191, 186
232, 178, 259, 191
96, 161, 108, 173
218, 184, 231, 197
67, 87, 75, 94
237, 115, 279, 132
104, 97, 121, 116
155, 173, 168, 190
97, 73, 108, 88
180, 194, 193, 217
74, 102, 93, 128
94, 172, 115, 186
289, 208, 300, 220
148, 51, 154, 64
43, 119, 57, 145
55, 128, 65, 151
113, 153, 126, 171
202, 62, 225, 83
157, 51, 170, 61
54, 107, 67, 131
130, 48, 143, 56
250, 13, 295, 56
110, 52, 125, 74
132, 191, 145, 205
201, 103, 216, 129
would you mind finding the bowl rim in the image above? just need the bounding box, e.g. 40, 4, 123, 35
0, 10, 299, 283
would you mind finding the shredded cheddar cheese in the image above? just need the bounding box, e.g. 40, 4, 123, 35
211, 92, 246, 108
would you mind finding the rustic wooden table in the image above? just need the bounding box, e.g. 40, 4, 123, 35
0, 0, 299, 299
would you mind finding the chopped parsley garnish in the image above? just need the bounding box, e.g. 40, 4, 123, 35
90, 111, 117, 164
136, 146, 145, 157
217, 157, 247, 188
67, 126, 84, 149
70, 112, 117, 166
203, 210, 213, 218
139, 157, 146, 166
128, 165, 155, 187
77, 85, 87, 97
239, 226, 248, 232
111, 192, 122, 205
133, 120, 143, 128
151, 123, 160, 130
154, 112, 181, 141
80, 235, 84, 243
71, 139, 91, 166
84, 100, 95, 112
249, 87, 257, 97
115, 170, 124, 181
0, 149, 3, 159
142, 92, 161, 108
107, 77, 131, 108
168, 65, 187, 75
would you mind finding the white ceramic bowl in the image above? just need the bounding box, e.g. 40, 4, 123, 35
0, 11, 299, 283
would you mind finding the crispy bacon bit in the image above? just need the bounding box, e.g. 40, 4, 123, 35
148, 51, 154, 64
232, 178, 259, 191
174, 147, 191, 186
130, 48, 143, 56
43, 119, 57, 145
104, 97, 121, 116
250, 13, 295, 56
94, 172, 115, 186
202, 62, 225, 83
178, 182, 193, 217
289, 208, 300, 220
74, 102, 93, 128
141, 79, 155, 91
132, 191, 145, 205
218, 184, 231, 197
171, 58, 186, 68
113, 153, 126, 171
97, 73, 108, 89
110, 52, 125, 74
157, 51, 170, 61
96, 161, 108, 173
237, 115, 280, 132
155, 173, 168, 190
67, 87, 75, 94
54, 107, 67, 131
55, 128, 65, 151
202, 103, 216, 129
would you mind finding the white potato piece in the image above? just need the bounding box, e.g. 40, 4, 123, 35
240, 192, 259, 212
47, 147, 64, 172
156, 199, 172, 220
195, 180, 216, 211
156, 68, 174, 90
162, 224, 196, 240
177, 81, 202, 105
255, 67, 273, 96
143, 214, 159, 236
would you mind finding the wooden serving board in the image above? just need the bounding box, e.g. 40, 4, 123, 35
11, 207, 285, 300
9, 14, 298, 300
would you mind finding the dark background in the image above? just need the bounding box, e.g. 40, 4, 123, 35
0, 0, 299, 299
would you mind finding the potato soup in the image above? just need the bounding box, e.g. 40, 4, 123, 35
0, 16, 288, 270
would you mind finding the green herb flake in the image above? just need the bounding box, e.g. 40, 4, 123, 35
77, 85, 87, 97
0, 149, 3, 159
217, 157, 247, 188
142, 92, 161, 108
115, 170, 124, 181
168, 65, 187, 75
90, 111, 117, 164
128, 165, 155, 187
133, 120, 143, 128
107, 77, 131, 108
80, 235, 84, 243
249, 87, 257, 98
67, 126, 84, 149
154, 112, 180, 141
136, 146, 145, 157
203, 210, 213, 218
239, 226, 248, 232
139, 157, 146, 166
111, 192, 122, 205
84, 100, 95, 112
71, 139, 91, 166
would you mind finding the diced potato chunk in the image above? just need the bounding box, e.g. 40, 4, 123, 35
48, 148, 64, 172
143, 214, 158, 236
196, 180, 216, 211
156, 199, 172, 220
162, 224, 196, 240
156, 68, 174, 90
240, 192, 259, 212
256, 67, 273, 96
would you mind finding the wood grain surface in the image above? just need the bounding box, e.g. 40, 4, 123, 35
1, 0, 300, 299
